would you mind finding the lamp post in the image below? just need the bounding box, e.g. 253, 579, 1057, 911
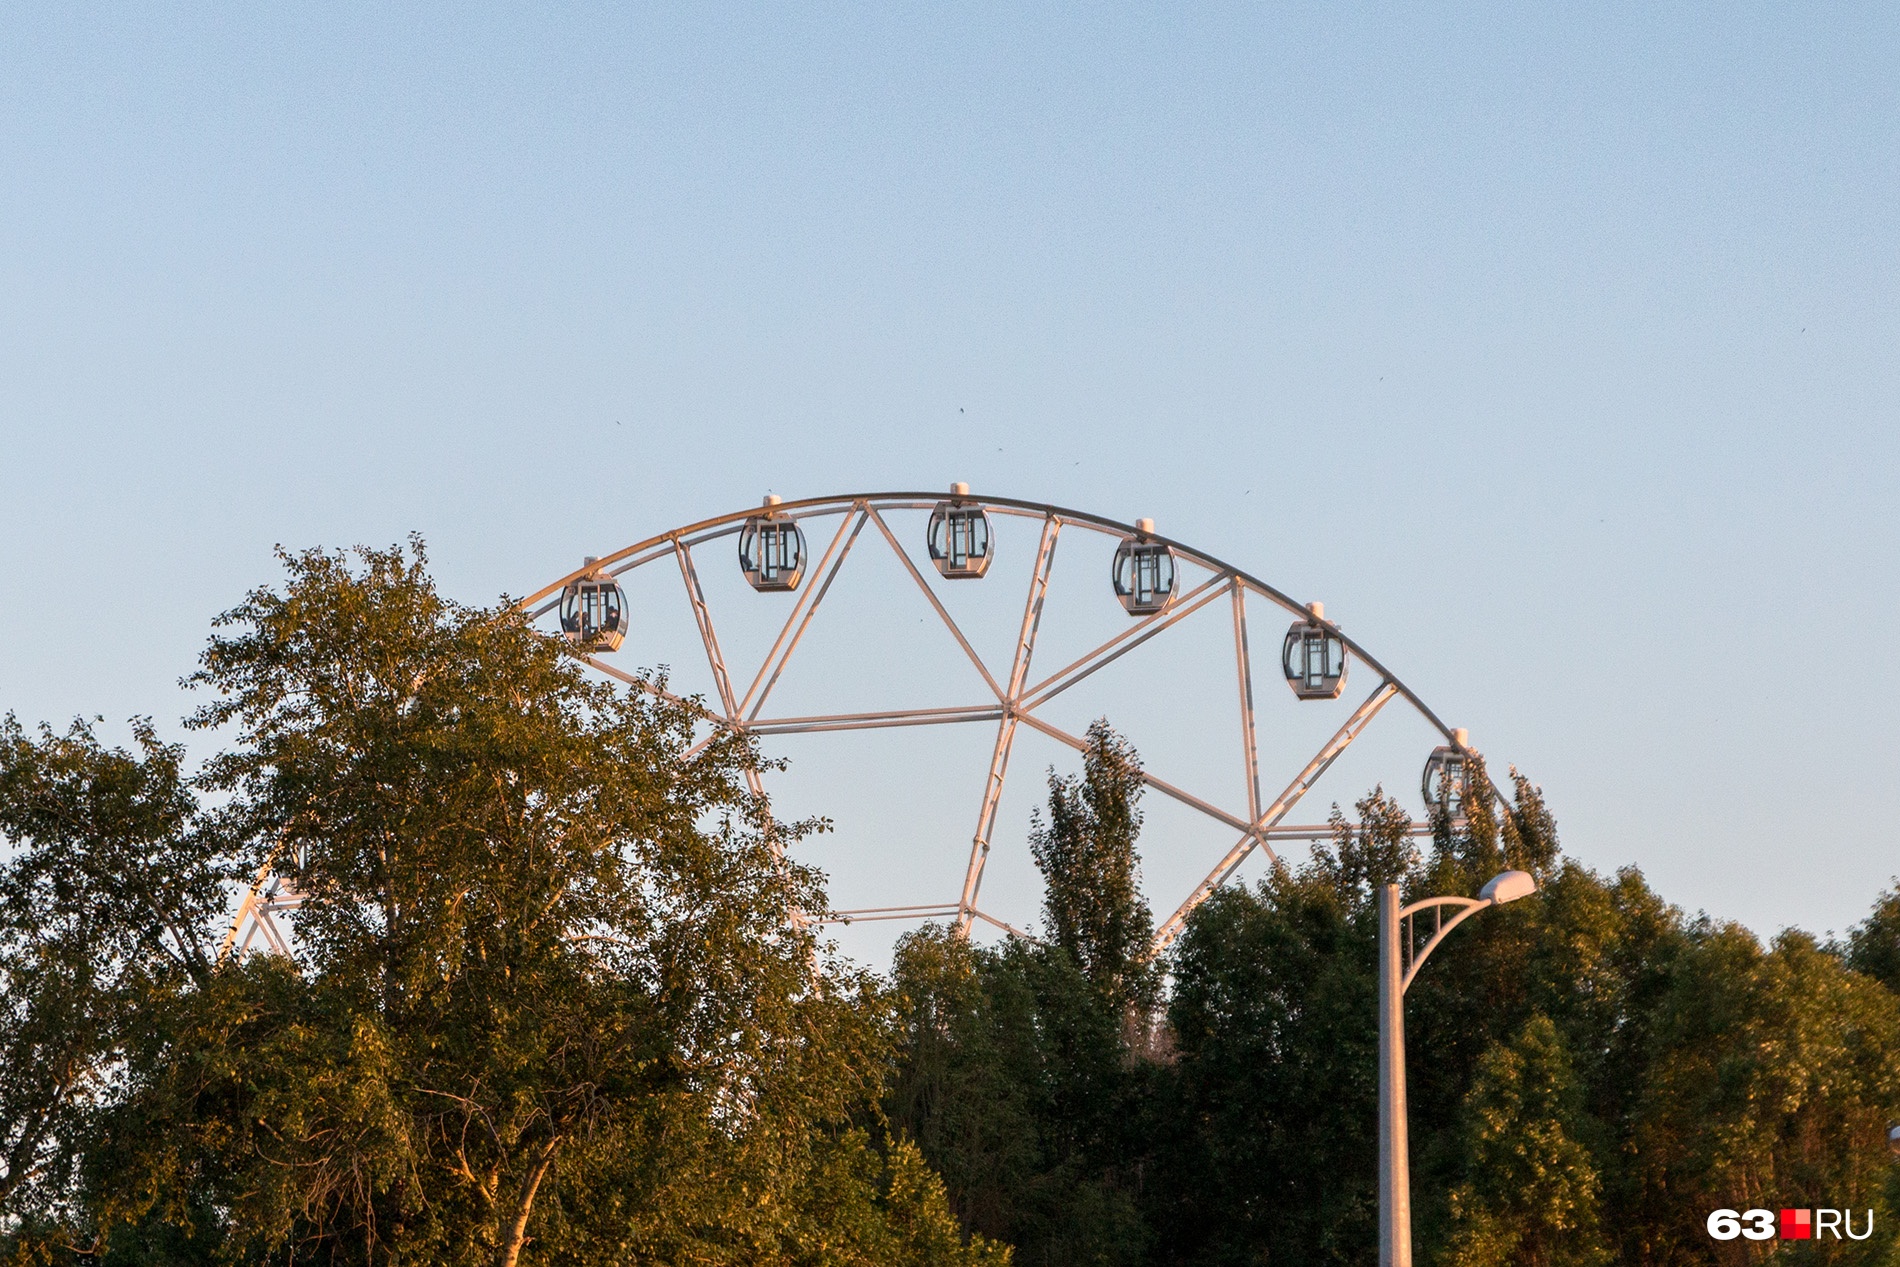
1378, 868, 1537, 1267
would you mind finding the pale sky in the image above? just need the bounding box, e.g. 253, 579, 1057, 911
3, 4, 1896, 953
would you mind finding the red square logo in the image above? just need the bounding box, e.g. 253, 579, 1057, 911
1780, 1209, 1812, 1240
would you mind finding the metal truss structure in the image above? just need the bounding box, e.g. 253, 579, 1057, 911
223, 491, 1477, 962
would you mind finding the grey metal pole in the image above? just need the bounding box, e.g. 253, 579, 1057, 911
1379, 882, 1411, 1267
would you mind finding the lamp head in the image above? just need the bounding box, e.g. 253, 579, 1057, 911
1479, 869, 1537, 906
1888, 1123, 1900, 1158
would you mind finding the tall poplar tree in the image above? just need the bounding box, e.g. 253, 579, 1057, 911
1028, 719, 1157, 1016
888, 721, 1162, 1266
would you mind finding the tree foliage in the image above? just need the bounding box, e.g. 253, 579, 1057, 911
899, 761, 1900, 1266
1846, 881, 1900, 994
1442, 1014, 1611, 1267
1028, 721, 1157, 1017
889, 722, 1160, 1266
0, 714, 228, 1236
1, 542, 1003, 1267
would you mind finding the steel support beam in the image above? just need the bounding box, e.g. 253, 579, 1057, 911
866, 505, 1005, 701
1152, 680, 1400, 953
1231, 581, 1262, 824
1017, 572, 1230, 711
741, 506, 868, 719
957, 514, 1058, 933
674, 538, 766, 806
1012, 711, 1254, 835
748, 705, 1003, 735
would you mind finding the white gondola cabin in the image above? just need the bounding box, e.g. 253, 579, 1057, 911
559, 558, 628, 651
1112, 519, 1176, 616
738, 495, 806, 592
927, 482, 993, 579
1282, 601, 1348, 700
1421, 728, 1474, 815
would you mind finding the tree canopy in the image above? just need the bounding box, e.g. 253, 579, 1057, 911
896, 765, 1900, 1265
1, 542, 1004, 1267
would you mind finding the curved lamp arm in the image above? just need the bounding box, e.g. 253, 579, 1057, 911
1396, 869, 1536, 994
1397, 896, 1487, 994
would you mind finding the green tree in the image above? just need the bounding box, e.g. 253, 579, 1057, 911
1845, 881, 1900, 994
1149, 790, 1411, 1265
1152, 778, 1675, 1267
778, 1130, 1014, 1266
53, 541, 1000, 1267
1441, 1014, 1612, 1267
1632, 925, 1900, 1266
1028, 720, 1157, 1016
0, 716, 226, 1236
888, 722, 1162, 1267
18, 539, 1900, 1267
888, 927, 1148, 1267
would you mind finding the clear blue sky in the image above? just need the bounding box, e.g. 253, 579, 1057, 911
3, 5, 1895, 945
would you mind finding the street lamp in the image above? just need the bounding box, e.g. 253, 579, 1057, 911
1379, 869, 1538, 1267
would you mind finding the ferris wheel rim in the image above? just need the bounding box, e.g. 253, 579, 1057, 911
512, 489, 1461, 747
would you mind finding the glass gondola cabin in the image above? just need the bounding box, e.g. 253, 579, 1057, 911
927, 483, 993, 579
560, 559, 628, 651
1112, 519, 1176, 616
1421, 729, 1474, 815
738, 497, 806, 592
1282, 601, 1348, 700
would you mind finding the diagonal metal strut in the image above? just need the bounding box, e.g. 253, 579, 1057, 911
866, 505, 1005, 702
1017, 572, 1231, 711
741, 506, 868, 719
1151, 679, 1401, 954
1232, 581, 1262, 825
957, 514, 1059, 934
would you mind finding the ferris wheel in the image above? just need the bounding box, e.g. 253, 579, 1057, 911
224, 487, 1484, 961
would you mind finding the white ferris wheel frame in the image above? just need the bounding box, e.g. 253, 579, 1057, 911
222, 490, 1483, 964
